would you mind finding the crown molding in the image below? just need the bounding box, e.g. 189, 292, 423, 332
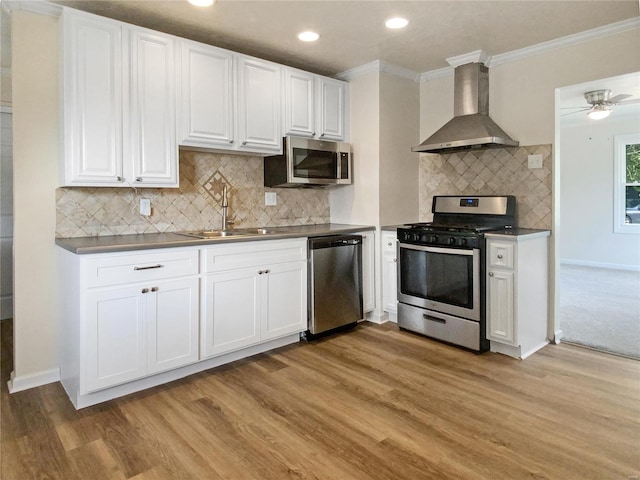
487, 16, 640, 67
337, 59, 419, 82
2, 0, 62, 17
446, 50, 490, 68
419, 66, 453, 83
419, 16, 640, 82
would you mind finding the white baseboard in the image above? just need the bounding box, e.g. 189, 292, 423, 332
560, 259, 640, 272
8, 367, 60, 393
364, 310, 389, 324
553, 329, 563, 345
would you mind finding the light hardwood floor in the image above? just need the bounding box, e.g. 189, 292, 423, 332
1, 320, 639, 480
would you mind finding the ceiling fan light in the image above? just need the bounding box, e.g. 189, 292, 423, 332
587, 104, 611, 120
188, 0, 214, 6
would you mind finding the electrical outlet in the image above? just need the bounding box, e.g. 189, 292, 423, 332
527, 154, 543, 169
140, 198, 151, 216
265, 192, 277, 206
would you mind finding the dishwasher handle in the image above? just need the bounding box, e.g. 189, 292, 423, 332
309, 234, 363, 250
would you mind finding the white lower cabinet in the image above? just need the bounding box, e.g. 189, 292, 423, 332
485, 231, 550, 359
58, 247, 201, 398
381, 231, 398, 318
85, 276, 199, 392
201, 239, 307, 358
359, 231, 376, 313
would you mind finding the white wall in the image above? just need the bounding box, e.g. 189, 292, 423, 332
560, 114, 640, 269
379, 72, 419, 226
329, 71, 380, 226
9, 9, 61, 390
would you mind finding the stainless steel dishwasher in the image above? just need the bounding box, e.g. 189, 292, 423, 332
307, 234, 363, 336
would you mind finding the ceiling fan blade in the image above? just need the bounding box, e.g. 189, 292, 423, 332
561, 109, 589, 116
560, 106, 590, 110
609, 94, 632, 103
617, 98, 640, 105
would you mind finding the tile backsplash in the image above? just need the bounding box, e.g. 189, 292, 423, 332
419, 145, 552, 230
56, 150, 330, 237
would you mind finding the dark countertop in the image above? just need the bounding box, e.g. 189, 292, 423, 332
485, 228, 551, 239
56, 223, 376, 254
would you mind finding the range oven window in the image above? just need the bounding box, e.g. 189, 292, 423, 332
399, 247, 475, 309
291, 147, 338, 179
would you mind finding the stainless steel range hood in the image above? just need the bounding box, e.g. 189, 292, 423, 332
412, 63, 519, 154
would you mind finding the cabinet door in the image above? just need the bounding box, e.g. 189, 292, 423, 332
147, 277, 199, 374
85, 286, 147, 393
180, 41, 235, 148
237, 56, 281, 152
382, 234, 398, 315
262, 261, 307, 340
203, 268, 261, 357
62, 10, 124, 186
487, 270, 516, 345
283, 68, 315, 137
360, 231, 375, 313
318, 77, 345, 140
128, 27, 178, 186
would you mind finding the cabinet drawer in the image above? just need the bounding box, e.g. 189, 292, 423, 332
382, 233, 397, 253
488, 242, 514, 269
85, 249, 199, 288
205, 239, 307, 273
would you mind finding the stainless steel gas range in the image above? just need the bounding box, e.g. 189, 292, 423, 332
397, 195, 516, 352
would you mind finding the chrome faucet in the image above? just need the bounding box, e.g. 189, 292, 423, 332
221, 185, 230, 231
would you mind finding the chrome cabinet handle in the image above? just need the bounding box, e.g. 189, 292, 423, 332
117, 176, 123, 182
489, 272, 494, 277
497, 254, 503, 259
393, 258, 397, 262
135, 177, 142, 182
151, 287, 158, 292
141, 288, 149, 294
134, 264, 163, 271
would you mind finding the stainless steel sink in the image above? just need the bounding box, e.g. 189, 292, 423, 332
177, 230, 248, 239
176, 228, 276, 239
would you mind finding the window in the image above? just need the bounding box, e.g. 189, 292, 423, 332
614, 133, 640, 233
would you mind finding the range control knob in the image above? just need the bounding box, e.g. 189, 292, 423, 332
447, 237, 456, 245
458, 237, 467, 246
428, 235, 437, 244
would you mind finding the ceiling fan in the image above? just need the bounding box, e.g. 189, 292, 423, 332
562, 89, 640, 119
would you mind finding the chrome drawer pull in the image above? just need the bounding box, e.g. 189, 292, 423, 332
423, 314, 446, 324
134, 264, 164, 271
497, 254, 503, 259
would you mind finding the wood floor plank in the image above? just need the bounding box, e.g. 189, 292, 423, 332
2, 320, 639, 480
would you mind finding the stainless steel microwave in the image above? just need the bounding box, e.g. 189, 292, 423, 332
264, 136, 352, 188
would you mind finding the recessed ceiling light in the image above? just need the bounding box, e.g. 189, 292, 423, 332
385, 17, 409, 29
298, 31, 319, 42
188, 0, 214, 6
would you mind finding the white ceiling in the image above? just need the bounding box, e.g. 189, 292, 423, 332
52, 0, 640, 77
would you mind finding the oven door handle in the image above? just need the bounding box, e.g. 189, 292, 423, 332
423, 313, 447, 324
398, 243, 477, 255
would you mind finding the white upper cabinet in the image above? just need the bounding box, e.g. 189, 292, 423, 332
283, 68, 315, 137
236, 55, 281, 152
283, 68, 348, 141
318, 77, 346, 140
61, 10, 124, 185
179, 40, 235, 148
179, 43, 282, 154
128, 27, 178, 186
61, 9, 178, 188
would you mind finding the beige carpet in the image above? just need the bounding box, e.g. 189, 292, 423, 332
560, 264, 640, 359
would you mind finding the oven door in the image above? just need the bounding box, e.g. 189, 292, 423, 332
397, 243, 480, 321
